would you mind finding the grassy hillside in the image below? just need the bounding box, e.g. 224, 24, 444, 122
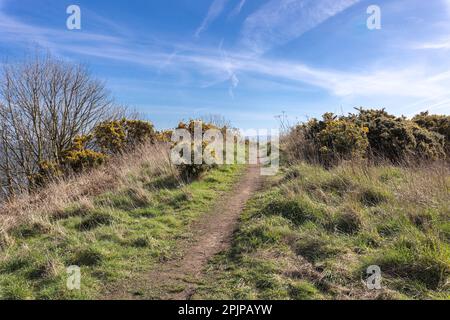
196, 162, 450, 300
1, 107, 449, 301
0, 144, 245, 299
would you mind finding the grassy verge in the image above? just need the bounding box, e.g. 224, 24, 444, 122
195, 162, 450, 300
0, 164, 245, 299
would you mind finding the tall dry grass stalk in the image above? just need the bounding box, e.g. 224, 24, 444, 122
0, 142, 176, 233
281, 126, 319, 165
394, 161, 450, 206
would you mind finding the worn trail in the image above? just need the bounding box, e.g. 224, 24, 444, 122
106, 165, 263, 300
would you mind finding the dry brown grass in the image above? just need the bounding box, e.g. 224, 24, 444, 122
281, 125, 319, 166
395, 161, 450, 206
0, 142, 176, 234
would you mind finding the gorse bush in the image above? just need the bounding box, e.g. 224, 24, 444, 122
347, 109, 445, 162
410, 124, 446, 160
315, 113, 369, 166
174, 120, 223, 181
67, 119, 155, 171
93, 119, 156, 154
292, 112, 369, 167
93, 120, 127, 154
28, 119, 156, 188
32, 161, 64, 188
177, 142, 215, 181
413, 112, 450, 156
62, 135, 106, 173
155, 129, 173, 143
286, 108, 447, 166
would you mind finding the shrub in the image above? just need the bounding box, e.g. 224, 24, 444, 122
176, 141, 215, 180
155, 130, 173, 142
125, 119, 156, 146
177, 120, 218, 135
283, 123, 319, 164
23, 118, 155, 188
348, 108, 445, 162
413, 112, 450, 156
317, 115, 369, 166
411, 124, 446, 160
285, 109, 447, 166
93, 120, 126, 154
288, 113, 368, 167
32, 135, 106, 185
93, 119, 155, 154
62, 135, 106, 173
31, 160, 63, 187
174, 120, 221, 181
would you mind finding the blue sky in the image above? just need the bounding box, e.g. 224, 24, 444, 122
0, 0, 449, 129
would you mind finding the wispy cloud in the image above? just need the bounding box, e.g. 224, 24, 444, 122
0, 2, 125, 53
240, 0, 359, 54
57, 39, 450, 102
399, 93, 450, 116
229, 56, 450, 99
229, 0, 246, 18
219, 41, 239, 98
2, 0, 449, 105
2, 0, 449, 117
195, 0, 229, 38
415, 39, 450, 50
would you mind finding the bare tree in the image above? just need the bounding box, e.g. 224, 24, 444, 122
0, 53, 122, 199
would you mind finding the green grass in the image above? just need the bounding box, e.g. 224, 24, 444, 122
195, 163, 450, 300
0, 164, 245, 300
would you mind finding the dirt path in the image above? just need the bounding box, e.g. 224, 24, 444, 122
106, 165, 263, 300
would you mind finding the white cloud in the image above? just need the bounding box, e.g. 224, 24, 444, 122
218, 41, 240, 98
0, 2, 125, 53
16, 28, 448, 103
415, 39, 450, 50
1, 0, 449, 115
230, 57, 450, 99
399, 93, 450, 116
73, 42, 450, 101
229, 0, 246, 17
240, 0, 359, 54
195, 0, 229, 37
